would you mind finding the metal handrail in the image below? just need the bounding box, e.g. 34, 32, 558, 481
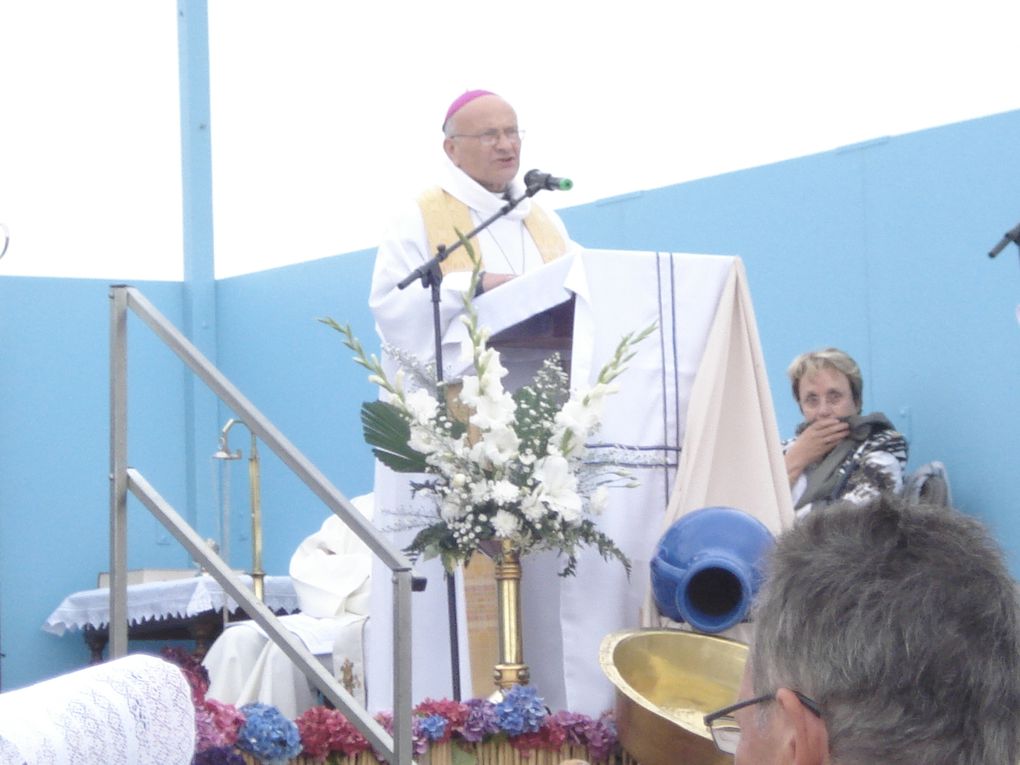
108, 284, 414, 765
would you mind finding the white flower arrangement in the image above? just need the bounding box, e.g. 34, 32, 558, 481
322, 249, 655, 576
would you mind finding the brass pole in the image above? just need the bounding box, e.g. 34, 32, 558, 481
493, 539, 529, 690
248, 431, 265, 602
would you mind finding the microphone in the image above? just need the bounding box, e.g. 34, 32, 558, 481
988, 221, 1020, 258
524, 169, 573, 192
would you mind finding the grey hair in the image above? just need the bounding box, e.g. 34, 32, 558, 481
787, 347, 863, 413
749, 494, 1020, 765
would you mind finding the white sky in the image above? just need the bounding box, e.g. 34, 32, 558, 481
1, 1, 1018, 281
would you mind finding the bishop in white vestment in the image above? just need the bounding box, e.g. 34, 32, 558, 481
365, 89, 579, 711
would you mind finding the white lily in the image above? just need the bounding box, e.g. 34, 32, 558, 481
533, 454, 583, 523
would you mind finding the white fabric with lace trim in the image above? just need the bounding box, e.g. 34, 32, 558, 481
0, 654, 195, 765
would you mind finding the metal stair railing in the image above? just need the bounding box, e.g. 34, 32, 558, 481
109, 284, 414, 765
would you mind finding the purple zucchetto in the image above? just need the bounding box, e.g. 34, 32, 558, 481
442, 89, 496, 129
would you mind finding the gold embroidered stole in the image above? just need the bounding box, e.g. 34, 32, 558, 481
417, 186, 567, 275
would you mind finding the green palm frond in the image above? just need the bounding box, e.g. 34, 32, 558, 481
361, 400, 428, 473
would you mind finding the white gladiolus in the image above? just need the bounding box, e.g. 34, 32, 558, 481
470, 425, 520, 467
459, 375, 481, 406
459, 332, 475, 364
555, 398, 600, 435
476, 347, 507, 384
470, 390, 516, 430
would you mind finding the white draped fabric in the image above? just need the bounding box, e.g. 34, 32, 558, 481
0, 654, 195, 765
203, 495, 374, 718
556, 250, 735, 715
43, 574, 298, 635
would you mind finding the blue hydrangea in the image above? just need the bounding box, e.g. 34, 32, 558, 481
495, 685, 546, 736
236, 702, 302, 764
419, 713, 448, 741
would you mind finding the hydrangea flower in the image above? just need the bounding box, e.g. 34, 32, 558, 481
192, 746, 245, 765
495, 685, 547, 736
236, 702, 302, 765
418, 714, 447, 742
456, 698, 500, 743
295, 706, 371, 760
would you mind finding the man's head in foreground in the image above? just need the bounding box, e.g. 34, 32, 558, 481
708, 493, 1020, 765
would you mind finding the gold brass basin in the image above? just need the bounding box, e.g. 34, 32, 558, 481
599, 629, 748, 765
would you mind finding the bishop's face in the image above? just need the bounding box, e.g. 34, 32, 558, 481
443, 95, 521, 193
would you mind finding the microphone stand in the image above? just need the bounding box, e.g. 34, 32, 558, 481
987, 220, 1020, 259
396, 183, 542, 701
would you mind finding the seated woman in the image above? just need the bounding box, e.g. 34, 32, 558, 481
783, 348, 908, 517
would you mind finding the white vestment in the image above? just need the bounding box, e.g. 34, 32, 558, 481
365, 159, 579, 711
369, 156, 578, 385
203, 494, 373, 719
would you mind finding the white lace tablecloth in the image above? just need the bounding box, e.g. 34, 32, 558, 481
0, 654, 195, 765
43, 574, 299, 635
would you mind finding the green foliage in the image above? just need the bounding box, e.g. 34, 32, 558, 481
512, 355, 569, 458
360, 400, 428, 474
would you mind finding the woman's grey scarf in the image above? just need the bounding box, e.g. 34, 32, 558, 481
795, 412, 895, 510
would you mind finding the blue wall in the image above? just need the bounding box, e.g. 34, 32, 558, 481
0, 258, 381, 691
2, 110, 1018, 691
212, 250, 379, 575
0, 278, 192, 689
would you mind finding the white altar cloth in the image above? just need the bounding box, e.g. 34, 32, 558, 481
0, 654, 195, 765
43, 574, 299, 634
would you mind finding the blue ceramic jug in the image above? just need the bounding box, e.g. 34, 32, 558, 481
650, 506, 774, 633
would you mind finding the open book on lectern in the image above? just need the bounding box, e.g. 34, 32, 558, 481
442, 252, 578, 388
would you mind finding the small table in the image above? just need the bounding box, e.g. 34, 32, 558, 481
43, 573, 299, 662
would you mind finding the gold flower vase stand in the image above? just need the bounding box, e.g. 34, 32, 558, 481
492, 539, 529, 691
